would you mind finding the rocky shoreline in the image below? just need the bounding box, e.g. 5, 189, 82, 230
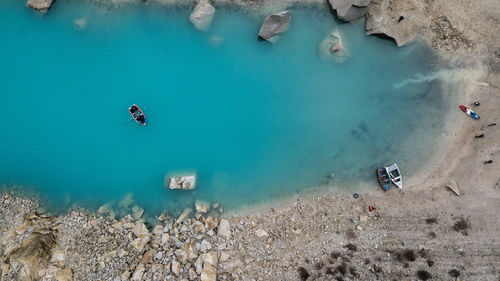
4, 0, 500, 280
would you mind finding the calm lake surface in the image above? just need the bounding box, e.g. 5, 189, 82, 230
0, 1, 451, 216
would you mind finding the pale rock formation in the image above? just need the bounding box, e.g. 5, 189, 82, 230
27, 0, 53, 12
365, 0, 427, 46
217, 219, 231, 238
189, 0, 215, 31
200, 264, 216, 281
328, 0, 371, 22
258, 10, 291, 43
195, 200, 211, 214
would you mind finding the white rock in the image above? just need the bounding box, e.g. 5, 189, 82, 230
194, 256, 203, 274
171, 260, 181, 276
131, 264, 145, 281
200, 240, 212, 252
74, 18, 86, 30
189, 268, 198, 280
360, 215, 368, 222
217, 219, 231, 238
152, 225, 164, 236
131, 206, 144, 220
220, 252, 230, 262
189, 0, 215, 31
255, 229, 269, 238
195, 200, 211, 214
176, 208, 192, 225
202, 251, 218, 266
200, 264, 216, 281
132, 222, 149, 238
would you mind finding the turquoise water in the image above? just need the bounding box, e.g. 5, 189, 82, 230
0, 1, 448, 215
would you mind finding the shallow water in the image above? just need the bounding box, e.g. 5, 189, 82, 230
0, 1, 450, 216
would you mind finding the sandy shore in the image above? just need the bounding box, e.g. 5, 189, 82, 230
1, 0, 500, 280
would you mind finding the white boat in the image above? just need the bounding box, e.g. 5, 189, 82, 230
385, 164, 402, 189
168, 175, 196, 190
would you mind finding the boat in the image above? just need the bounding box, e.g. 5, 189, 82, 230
128, 104, 146, 125
385, 164, 402, 189
167, 175, 196, 190
376, 168, 391, 191
459, 105, 480, 120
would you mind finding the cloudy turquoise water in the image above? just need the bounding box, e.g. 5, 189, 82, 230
0, 1, 451, 215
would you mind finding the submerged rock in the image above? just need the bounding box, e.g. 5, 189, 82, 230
328, 0, 371, 22
318, 29, 350, 63
189, 0, 215, 31
74, 18, 86, 31
27, 0, 54, 12
258, 10, 291, 43
195, 200, 210, 214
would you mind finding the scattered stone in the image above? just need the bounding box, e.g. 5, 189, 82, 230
220, 252, 230, 262
258, 10, 291, 43
189, 0, 215, 31
200, 264, 216, 281
176, 208, 192, 225
217, 219, 231, 238
195, 200, 211, 214
211, 203, 219, 209
255, 229, 269, 238
132, 222, 149, 238
131, 206, 144, 220
189, 268, 198, 280
446, 181, 461, 196
194, 256, 204, 274
360, 215, 368, 222
202, 251, 218, 266
55, 268, 73, 281
158, 212, 170, 221
171, 260, 181, 276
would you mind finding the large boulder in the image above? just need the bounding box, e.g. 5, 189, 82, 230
328, 0, 371, 22
27, 0, 54, 12
258, 10, 291, 43
189, 0, 215, 31
365, 0, 427, 46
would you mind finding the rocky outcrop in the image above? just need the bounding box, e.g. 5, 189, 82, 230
189, 0, 215, 31
26, 0, 54, 12
365, 0, 427, 46
258, 10, 291, 43
328, 0, 371, 22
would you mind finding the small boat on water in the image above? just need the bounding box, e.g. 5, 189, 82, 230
128, 104, 146, 125
459, 105, 480, 120
168, 175, 196, 190
376, 168, 391, 191
385, 164, 402, 189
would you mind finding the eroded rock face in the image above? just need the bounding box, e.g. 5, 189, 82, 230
365, 0, 428, 46
189, 0, 215, 31
26, 0, 54, 12
258, 10, 291, 43
328, 0, 371, 22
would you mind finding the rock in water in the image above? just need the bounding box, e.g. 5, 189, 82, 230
27, 0, 53, 12
328, 0, 371, 22
318, 29, 350, 63
195, 200, 210, 214
258, 10, 291, 43
189, 0, 215, 31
